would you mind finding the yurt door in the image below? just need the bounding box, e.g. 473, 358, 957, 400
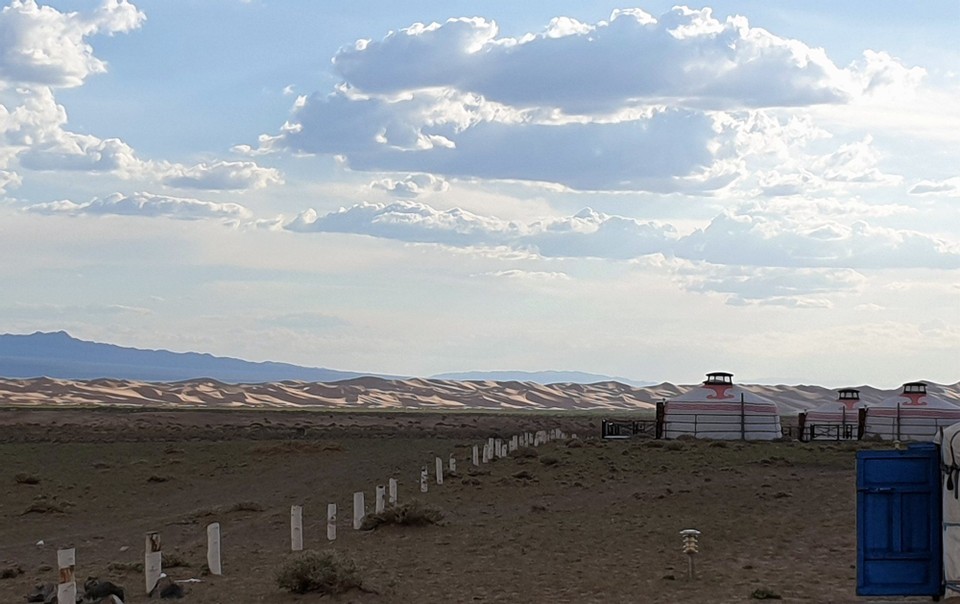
857, 443, 942, 597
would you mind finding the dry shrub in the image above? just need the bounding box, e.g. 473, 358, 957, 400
22, 501, 67, 515
707, 440, 729, 448
255, 441, 344, 455
664, 441, 686, 451
565, 439, 584, 449
644, 440, 665, 448
275, 549, 362, 595
511, 446, 538, 459
360, 500, 444, 530
225, 500, 264, 513
14, 472, 39, 485
108, 561, 144, 574
512, 469, 536, 481
0, 565, 23, 579
539, 455, 559, 466
146, 475, 171, 483
163, 551, 191, 568
751, 587, 782, 600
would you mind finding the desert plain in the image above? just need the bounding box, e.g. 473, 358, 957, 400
0, 406, 944, 603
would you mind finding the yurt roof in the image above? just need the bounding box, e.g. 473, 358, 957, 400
870, 382, 959, 410
672, 372, 777, 406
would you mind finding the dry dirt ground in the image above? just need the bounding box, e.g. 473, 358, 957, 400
0, 408, 939, 603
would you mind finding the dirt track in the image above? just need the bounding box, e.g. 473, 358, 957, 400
0, 408, 935, 603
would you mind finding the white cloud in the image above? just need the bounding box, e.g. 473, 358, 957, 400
909, 177, 960, 196
285, 200, 678, 259
332, 8, 854, 111
676, 203, 960, 269
0, 0, 144, 89
480, 269, 571, 282
24, 191, 250, 220
161, 160, 283, 190
285, 198, 960, 271
370, 173, 448, 198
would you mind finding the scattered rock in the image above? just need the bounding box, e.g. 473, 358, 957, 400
15, 473, 40, 485
0, 564, 23, 579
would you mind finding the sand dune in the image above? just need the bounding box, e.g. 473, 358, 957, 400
0, 376, 957, 414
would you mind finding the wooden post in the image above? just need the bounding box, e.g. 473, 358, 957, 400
56, 548, 76, 604
420, 466, 428, 493
206, 523, 222, 576
472, 445, 479, 466
448, 453, 456, 474
435, 456, 444, 485
376, 485, 386, 514
740, 393, 746, 440
326, 504, 337, 541
388, 478, 398, 504
290, 506, 303, 551
144, 532, 162, 595
353, 492, 365, 530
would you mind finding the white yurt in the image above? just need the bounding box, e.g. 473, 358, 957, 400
663, 372, 782, 440
802, 388, 863, 440
862, 382, 960, 441
935, 423, 960, 597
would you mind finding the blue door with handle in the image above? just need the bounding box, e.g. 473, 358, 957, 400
857, 443, 942, 596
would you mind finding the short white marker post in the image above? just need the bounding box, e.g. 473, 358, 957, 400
388, 478, 398, 505
487, 437, 495, 457
472, 445, 479, 466
501, 443, 508, 458
206, 522, 222, 576
420, 466, 428, 493
510, 435, 518, 452
494, 439, 502, 459
481, 444, 489, 463
449, 453, 457, 474
290, 505, 303, 551
144, 532, 162, 595
327, 504, 337, 541
376, 485, 386, 514
353, 492, 365, 530
680, 529, 701, 580
56, 548, 76, 604
435, 456, 444, 485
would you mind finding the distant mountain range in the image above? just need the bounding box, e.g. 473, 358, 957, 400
0, 331, 649, 385
0, 331, 370, 383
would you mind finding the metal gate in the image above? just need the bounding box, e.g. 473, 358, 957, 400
857, 443, 942, 597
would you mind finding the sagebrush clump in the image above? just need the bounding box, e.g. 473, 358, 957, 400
275, 549, 362, 595
360, 500, 444, 530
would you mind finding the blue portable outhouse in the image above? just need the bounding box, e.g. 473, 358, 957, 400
856, 443, 943, 597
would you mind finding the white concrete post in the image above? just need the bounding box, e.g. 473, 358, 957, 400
472, 445, 479, 466
487, 437, 495, 457
482, 444, 490, 463
510, 435, 518, 452
353, 492, 365, 530
420, 466, 428, 493
290, 505, 303, 551
494, 439, 502, 459
449, 453, 457, 474
389, 478, 398, 505
144, 532, 162, 595
501, 442, 508, 458
376, 485, 386, 514
56, 548, 76, 604
327, 503, 337, 541
435, 456, 444, 485
206, 522, 222, 576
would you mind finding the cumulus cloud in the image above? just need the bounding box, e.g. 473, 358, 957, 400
909, 177, 960, 196
676, 204, 960, 269
370, 173, 448, 198
678, 262, 865, 306
285, 198, 960, 271
0, 0, 144, 89
480, 269, 571, 282
285, 200, 678, 258
161, 160, 283, 190
332, 8, 853, 111
24, 191, 250, 220
259, 7, 926, 193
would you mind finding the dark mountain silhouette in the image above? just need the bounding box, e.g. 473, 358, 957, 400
0, 331, 370, 383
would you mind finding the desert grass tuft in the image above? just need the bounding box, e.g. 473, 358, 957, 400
275, 549, 362, 595
360, 500, 444, 530
14, 472, 40, 485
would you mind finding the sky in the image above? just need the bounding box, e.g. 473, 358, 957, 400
0, 0, 957, 388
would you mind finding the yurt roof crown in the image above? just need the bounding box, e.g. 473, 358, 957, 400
903, 382, 927, 395
838, 389, 860, 401
704, 372, 734, 385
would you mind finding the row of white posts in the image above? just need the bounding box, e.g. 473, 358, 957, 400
52, 427, 570, 602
